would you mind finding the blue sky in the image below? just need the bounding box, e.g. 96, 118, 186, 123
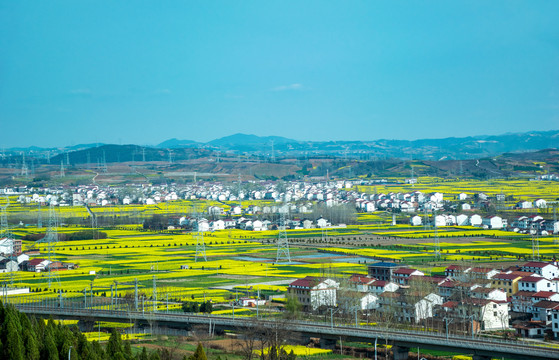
1, 1, 558, 148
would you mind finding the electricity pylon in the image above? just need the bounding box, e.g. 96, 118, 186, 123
276, 212, 291, 263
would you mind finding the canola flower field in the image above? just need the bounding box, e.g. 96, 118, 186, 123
2, 177, 558, 344
5, 219, 555, 305
356, 177, 559, 201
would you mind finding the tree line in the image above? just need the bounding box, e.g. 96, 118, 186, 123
0, 301, 209, 360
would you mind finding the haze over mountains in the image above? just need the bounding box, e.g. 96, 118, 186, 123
5, 130, 559, 161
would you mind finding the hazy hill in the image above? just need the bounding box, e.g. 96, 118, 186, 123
5, 130, 559, 162
156, 138, 200, 148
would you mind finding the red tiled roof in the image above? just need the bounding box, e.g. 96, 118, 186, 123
492, 273, 522, 280
513, 291, 536, 297
446, 265, 467, 271
289, 276, 315, 288
523, 262, 554, 269
438, 280, 456, 288
533, 300, 559, 309
533, 291, 558, 298
28, 258, 46, 266
393, 268, 418, 275
441, 301, 458, 308
473, 287, 496, 294
349, 275, 375, 284
508, 271, 537, 278
521, 276, 547, 283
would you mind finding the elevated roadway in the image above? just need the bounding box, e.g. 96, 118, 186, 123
15, 304, 559, 360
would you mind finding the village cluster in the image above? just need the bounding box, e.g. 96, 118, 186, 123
2, 179, 557, 235
287, 260, 559, 339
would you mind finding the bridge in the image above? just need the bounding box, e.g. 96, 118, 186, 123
14, 303, 559, 360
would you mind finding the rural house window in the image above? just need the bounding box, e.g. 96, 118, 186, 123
493, 312, 497, 317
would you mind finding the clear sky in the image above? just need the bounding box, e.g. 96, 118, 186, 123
1, 1, 558, 148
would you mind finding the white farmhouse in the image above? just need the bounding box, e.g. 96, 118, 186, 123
410, 215, 422, 226
456, 214, 469, 226
470, 214, 483, 227
482, 216, 503, 229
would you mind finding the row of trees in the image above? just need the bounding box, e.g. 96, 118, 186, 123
22, 230, 108, 241
182, 301, 213, 314
0, 301, 212, 360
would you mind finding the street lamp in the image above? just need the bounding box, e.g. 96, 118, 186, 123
329, 307, 340, 329
443, 317, 454, 340
467, 314, 476, 339
68, 345, 73, 360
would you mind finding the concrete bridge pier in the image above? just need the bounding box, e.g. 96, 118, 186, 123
472, 355, 492, 360
319, 337, 337, 350
392, 345, 410, 360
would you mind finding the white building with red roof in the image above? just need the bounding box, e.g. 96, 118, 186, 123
392, 268, 424, 285
288, 276, 339, 312
472, 287, 507, 302
348, 274, 376, 292
369, 280, 399, 294
519, 276, 553, 293
532, 301, 559, 324
520, 261, 559, 280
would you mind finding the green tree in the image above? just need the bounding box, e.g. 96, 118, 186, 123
42, 330, 60, 360
106, 329, 123, 358
188, 343, 207, 360
139, 347, 149, 360
23, 331, 40, 360
3, 319, 23, 360
284, 295, 302, 320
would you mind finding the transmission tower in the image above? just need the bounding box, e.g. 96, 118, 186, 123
550, 201, 559, 245
321, 227, 329, 243
21, 152, 28, 178
168, 150, 174, 165
554, 206, 558, 245
102, 150, 108, 173
423, 208, 430, 230
238, 174, 242, 209
152, 275, 158, 312
276, 212, 291, 263
532, 233, 540, 261
433, 211, 440, 259
0, 196, 12, 243
37, 202, 42, 228
1, 196, 18, 289
59, 160, 65, 177
193, 206, 206, 262
142, 147, 146, 162
35, 203, 61, 287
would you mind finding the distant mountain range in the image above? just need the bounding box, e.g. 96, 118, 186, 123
156, 130, 559, 160
5, 130, 559, 161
